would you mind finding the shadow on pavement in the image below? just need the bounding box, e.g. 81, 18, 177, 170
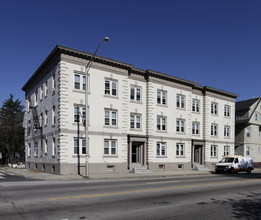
198, 192, 261, 220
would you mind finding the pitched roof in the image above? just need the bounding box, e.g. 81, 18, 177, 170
236, 98, 260, 111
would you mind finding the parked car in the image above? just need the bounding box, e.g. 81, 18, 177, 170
215, 156, 254, 174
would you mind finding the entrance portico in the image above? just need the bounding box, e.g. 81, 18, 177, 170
192, 140, 205, 168
128, 135, 147, 170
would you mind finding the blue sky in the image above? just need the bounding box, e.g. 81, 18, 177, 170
0, 0, 260, 106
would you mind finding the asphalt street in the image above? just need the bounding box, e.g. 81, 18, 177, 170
0, 172, 261, 220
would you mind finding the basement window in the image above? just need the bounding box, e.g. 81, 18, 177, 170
107, 165, 115, 172
178, 164, 184, 169
159, 164, 165, 170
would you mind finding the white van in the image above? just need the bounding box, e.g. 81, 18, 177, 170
215, 156, 254, 174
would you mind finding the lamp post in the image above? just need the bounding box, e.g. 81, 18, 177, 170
85, 37, 109, 177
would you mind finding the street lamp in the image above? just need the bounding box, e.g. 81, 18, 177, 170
85, 37, 109, 177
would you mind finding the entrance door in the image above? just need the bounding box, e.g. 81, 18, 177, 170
132, 144, 140, 163
194, 145, 202, 164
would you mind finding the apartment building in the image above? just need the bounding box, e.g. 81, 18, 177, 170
235, 98, 261, 166
22, 45, 237, 175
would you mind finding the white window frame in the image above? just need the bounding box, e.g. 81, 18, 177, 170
157, 116, 167, 131
45, 81, 48, 97
35, 91, 38, 106
156, 142, 166, 156
211, 102, 218, 115
157, 90, 167, 105
246, 127, 250, 137
210, 145, 217, 157
224, 145, 230, 156
52, 74, 56, 93
44, 138, 48, 154
105, 79, 117, 97
176, 143, 185, 157
177, 95, 185, 109
246, 146, 250, 156
105, 109, 117, 126
211, 124, 218, 136
28, 143, 31, 157
130, 113, 141, 130
44, 110, 48, 126
52, 137, 56, 157
192, 122, 200, 135
104, 139, 117, 155
224, 126, 230, 137
176, 119, 185, 133
74, 138, 86, 155
224, 105, 230, 117
192, 99, 200, 112
52, 106, 55, 125
130, 85, 141, 102
40, 85, 43, 100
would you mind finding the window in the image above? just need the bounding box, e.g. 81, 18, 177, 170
44, 138, 48, 154
28, 143, 31, 157
176, 143, 184, 156
40, 85, 43, 100
52, 137, 56, 157
157, 90, 167, 105
211, 145, 217, 157
246, 127, 250, 137
211, 102, 218, 115
256, 113, 261, 121
83, 75, 86, 91
104, 139, 117, 155
246, 146, 250, 156
74, 138, 86, 154
74, 74, 80, 89
130, 114, 141, 129
156, 142, 166, 156
157, 116, 166, 131
34, 141, 38, 157
177, 95, 185, 109
40, 113, 43, 127
224, 126, 230, 137
45, 110, 48, 126
130, 86, 141, 102
52, 106, 55, 125
45, 81, 48, 97
27, 120, 31, 135
192, 99, 200, 112
52, 74, 56, 93
192, 122, 199, 135
211, 124, 218, 136
74, 106, 86, 123
176, 119, 185, 133
224, 105, 230, 117
35, 91, 38, 106
105, 110, 117, 126
224, 146, 230, 156
105, 79, 117, 96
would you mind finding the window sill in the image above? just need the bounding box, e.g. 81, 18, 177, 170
103, 155, 119, 158
176, 107, 186, 111
211, 114, 218, 117
176, 156, 185, 158
73, 89, 87, 94
72, 155, 86, 158
176, 132, 185, 135
130, 100, 142, 104
130, 128, 142, 132
156, 104, 168, 108
104, 94, 118, 99
157, 130, 167, 133
156, 156, 167, 158
104, 126, 118, 129
192, 111, 200, 114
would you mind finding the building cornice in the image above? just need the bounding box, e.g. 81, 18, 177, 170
22, 45, 238, 99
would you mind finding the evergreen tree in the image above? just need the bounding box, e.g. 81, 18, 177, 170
0, 94, 24, 166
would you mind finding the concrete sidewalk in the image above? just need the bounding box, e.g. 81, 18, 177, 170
1, 166, 213, 181
1, 166, 260, 181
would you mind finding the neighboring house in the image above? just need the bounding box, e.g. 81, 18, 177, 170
22, 45, 237, 175
235, 98, 261, 166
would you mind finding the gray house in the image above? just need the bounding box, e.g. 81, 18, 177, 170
235, 97, 261, 167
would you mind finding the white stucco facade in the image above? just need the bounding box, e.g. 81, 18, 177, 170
23, 45, 237, 175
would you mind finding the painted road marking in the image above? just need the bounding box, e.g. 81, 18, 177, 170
48, 179, 261, 201
146, 180, 180, 185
